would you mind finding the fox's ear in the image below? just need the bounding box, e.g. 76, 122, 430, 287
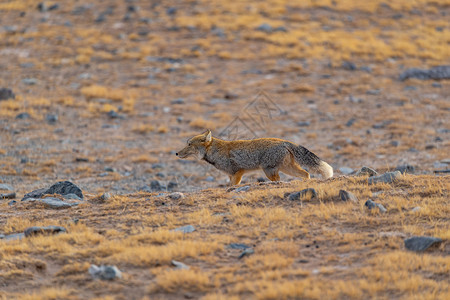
204, 129, 212, 143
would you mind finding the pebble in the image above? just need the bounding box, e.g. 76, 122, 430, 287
238, 248, 254, 259
22, 78, 38, 85
0, 88, 15, 100
297, 121, 311, 127
171, 98, 185, 105
24, 225, 67, 237
234, 185, 250, 192
339, 167, 354, 175
255, 23, 273, 33
46, 114, 58, 124
227, 243, 251, 250
365, 199, 387, 213
355, 166, 378, 177
368, 171, 402, 185
89, 265, 122, 280
287, 188, 317, 201
171, 260, 189, 270
168, 192, 184, 200
339, 190, 358, 202
16, 112, 30, 119
404, 236, 442, 252
8, 200, 16, 206
342, 61, 357, 70
172, 225, 195, 233
395, 164, 415, 174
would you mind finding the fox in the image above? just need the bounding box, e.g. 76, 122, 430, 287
176, 130, 333, 185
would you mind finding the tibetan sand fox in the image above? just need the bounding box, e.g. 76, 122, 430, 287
176, 130, 333, 185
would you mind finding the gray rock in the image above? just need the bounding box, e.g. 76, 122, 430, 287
234, 185, 250, 192
288, 188, 317, 201
168, 192, 184, 200
297, 121, 311, 127
205, 176, 215, 182
171, 260, 189, 270
339, 190, 358, 202
355, 166, 378, 177
342, 61, 357, 71
8, 200, 16, 206
25, 197, 79, 209
89, 265, 122, 280
1, 192, 16, 199
404, 236, 442, 252
399, 65, 450, 81
395, 164, 415, 174
0, 88, 15, 100
256, 23, 272, 33
339, 167, 354, 175
227, 243, 251, 250
171, 98, 185, 105
107, 110, 119, 119
411, 207, 421, 213
1, 233, 25, 241
365, 199, 387, 213
16, 112, 30, 119
22, 78, 38, 85
63, 193, 83, 201
346, 118, 356, 127
238, 248, 254, 259
368, 171, 402, 185
0, 183, 14, 191
100, 193, 111, 201
21, 188, 48, 201
47, 181, 83, 199
24, 225, 67, 237
46, 114, 58, 124
172, 225, 195, 233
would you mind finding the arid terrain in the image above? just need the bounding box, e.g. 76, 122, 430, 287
0, 0, 449, 299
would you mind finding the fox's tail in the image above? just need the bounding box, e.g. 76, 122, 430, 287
289, 144, 333, 179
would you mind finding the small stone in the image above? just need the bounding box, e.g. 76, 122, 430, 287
342, 61, 357, 70
22, 78, 38, 85
227, 243, 251, 250
256, 23, 272, 33
168, 192, 184, 200
368, 171, 402, 185
365, 199, 387, 213
339, 190, 358, 203
89, 265, 122, 280
297, 121, 311, 127
404, 236, 442, 252
346, 118, 356, 127
171, 260, 189, 270
0, 88, 15, 100
0, 183, 14, 191
16, 112, 30, 119
171, 98, 185, 105
411, 207, 421, 213
100, 193, 111, 201
288, 188, 317, 201
45, 114, 58, 124
150, 180, 165, 191
1, 192, 16, 199
21, 188, 48, 201
234, 186, 250, 192
339, 167, 354, 175
107, 110, 119, 119
395, 164, 415, 174
356, 166, 378, 177
172, 225, 195, 233
166, 7, 177, 15
8, 200, 16, 205
24, 225, 67, 237
47, 181, 83, 199
432, 82, 442, 88
366, 89, 381, 95
238, 248, 254, 259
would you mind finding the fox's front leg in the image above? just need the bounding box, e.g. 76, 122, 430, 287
229, 170, 245, 185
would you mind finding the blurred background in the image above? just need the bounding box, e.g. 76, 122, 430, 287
0, 0, 449, 194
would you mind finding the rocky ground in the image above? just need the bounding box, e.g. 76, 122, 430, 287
0, 0, 449, 299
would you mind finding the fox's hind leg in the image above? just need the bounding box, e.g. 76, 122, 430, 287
229, 170, 245, 185
280, 164, 310, 179
263, 167, 281, 182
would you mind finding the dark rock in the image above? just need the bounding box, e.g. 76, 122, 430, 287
24, 225, 67, 237
16, 112, 30, 119
346, 118, 356, 127
390, 140, 399, 147
339, 190, 358, 202
166, 7, 177, 15
8, 200, 16, 206
171, 260, 189, 270
368, 171, 402, 185
0, 183, 14, 191
47, 181, 83, 199
399, 65, 450, 81
104, 167, 115, 172
227, 243, 251, 250
1, 192, 15, 199
21, 188, 48, 201
355, 166, 378, 177
168, 181, 178, 190
107, 110, 119, 119
89, 265, 122, 280
404, 86, 417, 91
395, 164, 415, 174
150, 180, 164, 191
288, 188, 317, 201
238, 248, 254, 259
404, 236, 442, 252
297, 121, 311, 127
256, 23, 273, 33
434, 169, 450, 174
373, 120, 393, 129
0, 88, 15, 100
432, 82, 442, 88
274, 26, 288, 32
224, 92, 238, 100
342, 61, 357, 70
172, 225, 195, 233
171, 98, 185, 105
46, 114, 58, 124
365, 199, 387, 213
257, 177, 266, 182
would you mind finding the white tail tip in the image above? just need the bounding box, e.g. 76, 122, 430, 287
319, 161, 333, 179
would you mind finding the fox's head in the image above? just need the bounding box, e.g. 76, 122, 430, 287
176, 130, 212, 159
